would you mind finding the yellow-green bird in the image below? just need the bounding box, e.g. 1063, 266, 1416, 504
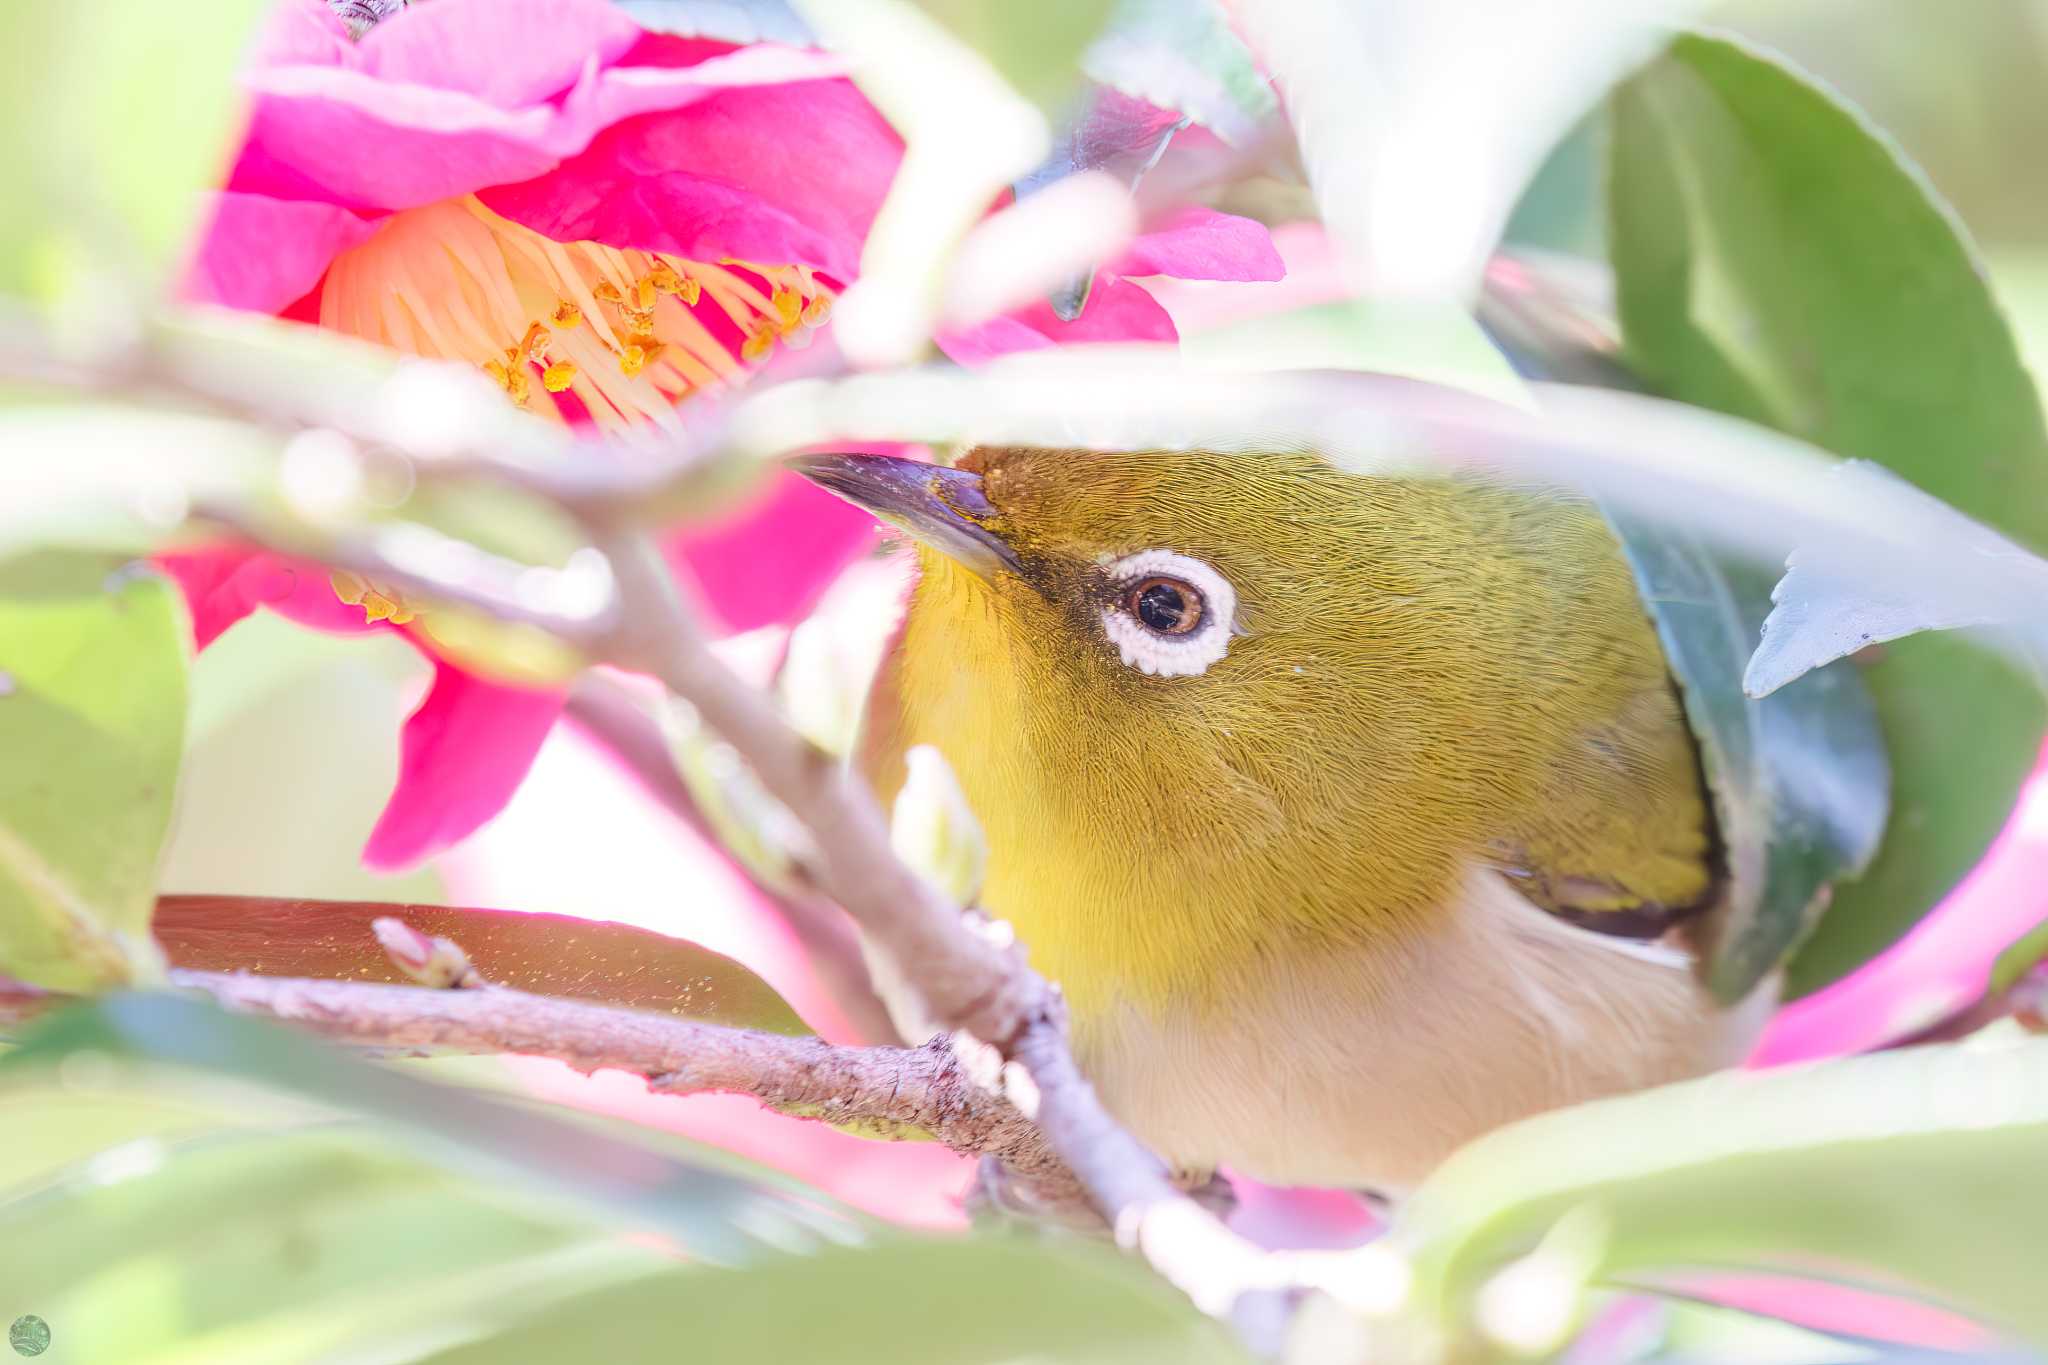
797, 446, 1778, 1198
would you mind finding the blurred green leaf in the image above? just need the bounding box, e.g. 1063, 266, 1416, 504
1604, 516, 1888, 1003
152, 894, 810, 1035
1396, 1037, 2048, 1346
0, 0, 269, 291
4, 995, 860, 1261
901, 0, 1115, 116
0, 554, 185, 991
0, 405, 276, 559
1181, 298, 1530, 403
1084, 0, 1274, 144
1989, 919, 2048, 998
415, 1233, 1246, 1365
1608, 32, 2048, 994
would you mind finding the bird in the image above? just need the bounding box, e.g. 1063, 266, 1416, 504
796, 445, 1780, 1199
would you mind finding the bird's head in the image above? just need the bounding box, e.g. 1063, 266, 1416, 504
794, 447, 1704, 1006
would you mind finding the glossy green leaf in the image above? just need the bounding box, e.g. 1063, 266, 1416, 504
1395, 1037, 2048, 1346
1602, 516, 1888, 1002
0, 0, 269, 292
0, 554, 185, 991
1607, 32, 2048, 993
416, 1234, 1246, 1365
3, 995, 860, 1261
151, 894, 810, 1036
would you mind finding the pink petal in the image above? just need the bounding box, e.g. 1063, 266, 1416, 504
353, 0, 642, 110
480, 75, 899, 282
247, 0, 352, 70
938, 276, 1179, 364
155, 547, 383, 647
1751, 758, 2048, 1065
1115, 205, 1286, 283
182, 192, 380, 313
230, 38, 847, 212
364, 660, 566, 869
666, 470, 881, 633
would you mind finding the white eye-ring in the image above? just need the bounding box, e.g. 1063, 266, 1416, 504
1099, 549, 1238, 678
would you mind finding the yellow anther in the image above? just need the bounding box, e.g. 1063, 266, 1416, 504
801, 293, 832, 327
519, 322, 551, 363
505, 365, 531, 406
678, 275, 702, 306
634, 277, 658, 311
592, 281, 626, 306
620, 305, 656, 333
361, 591, 399, 623
771, 286, 802, 332
647, 262, 685, 294
740, 323, 776, 362
619, 342, 649, 378
542, 360, 578, 392
482, 358, 510, 388
331, 570, 371, 606
551, 300, 582, 329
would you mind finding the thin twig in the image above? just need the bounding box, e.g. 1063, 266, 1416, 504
563, 674, 898, 1044
163, 967, 1072, 1188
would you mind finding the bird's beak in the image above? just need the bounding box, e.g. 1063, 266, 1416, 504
790, 453, 1023, 580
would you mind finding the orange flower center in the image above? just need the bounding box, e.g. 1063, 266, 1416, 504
316, 195, 835, 622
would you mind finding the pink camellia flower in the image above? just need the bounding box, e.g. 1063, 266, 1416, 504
172, 0, 1284, 869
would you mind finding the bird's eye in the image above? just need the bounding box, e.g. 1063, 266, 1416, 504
1128, 576, 1203, 636
1099, 549, 1237, 678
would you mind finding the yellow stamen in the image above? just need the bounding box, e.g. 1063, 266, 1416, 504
620, 342, 650, 378
801, 293, 832, 327
740, 322, 777, 362
551, 300, 582, 329
505, 365, 531, 406
331, 572, 416, 627
482, 357, 510, 388
542, 360, 578, 392
771, 286, 802, 334
592, 281, 626, 306
519, 321, 551, 363
634, 277, 658, 312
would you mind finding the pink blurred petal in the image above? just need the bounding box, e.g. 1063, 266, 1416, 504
935, 314, 1057, 367
666, 471, 880, 633
182, 192, 380, 312
939, 276, 1180, 364
352, 0, 642, 109
480, 75, 896, 281
1667, 1274, 1998, 1352
231, 39, 846, 212
1753, 758, 2048, 1064
1115, 205, 1286, 283
362, 660, 565, 870
155, 547, 378, 647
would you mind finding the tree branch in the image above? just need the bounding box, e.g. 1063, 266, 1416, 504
166, 967, 1076, 1190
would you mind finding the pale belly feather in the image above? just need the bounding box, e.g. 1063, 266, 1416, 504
1071, 867, 1775, 1195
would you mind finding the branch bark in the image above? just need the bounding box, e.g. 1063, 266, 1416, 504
166, 967, 1076, 1191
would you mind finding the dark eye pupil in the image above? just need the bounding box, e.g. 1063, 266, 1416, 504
1136, 582, 1189, 632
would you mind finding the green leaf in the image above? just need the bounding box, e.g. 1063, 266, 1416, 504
901, 0, 1116, 116
1607, 32, 2048, 994
3, 995, 861, 1262
414, 1234, 1247, 1365
1083, 0, 1275, 143
0, 0, 270, 291
0, 554, 186, 990
0, 1075, 670, 1364
151, 894, 811, 1035
1990, 918, 2048, 998
1395, 1037, 2048, 1347
1602, 515, 1888, 1002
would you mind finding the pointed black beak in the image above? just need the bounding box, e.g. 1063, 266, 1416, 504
790, 453, 1023, 580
